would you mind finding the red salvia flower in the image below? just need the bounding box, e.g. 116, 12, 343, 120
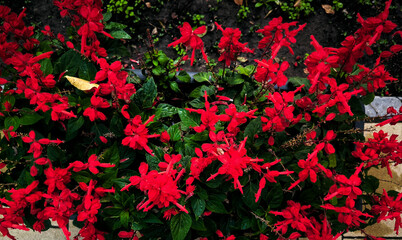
121, 158, 189, 213
321, 198, 373, 227
270, 200, 314, 234
372, 189, 402, 234
168, 22, 208, 65
122, 115, 160, 156
214, 22, 253, 66
186, 91, 230, 133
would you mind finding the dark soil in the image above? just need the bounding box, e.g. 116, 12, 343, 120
3, 0, 401, 92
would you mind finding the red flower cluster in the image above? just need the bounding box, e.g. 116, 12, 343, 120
168, 22, 208, 66
256, 17, 306, 58
122, 114, 160, 156
352, 130, 402, 177
121, 155, 189, 213
214, 22, 254, 66
261, 86, 304, 133
372, 189, 402, 234
53, 0, 111, 61
254, 59, 289, 87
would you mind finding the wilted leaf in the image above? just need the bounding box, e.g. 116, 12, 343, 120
322, 5, 335, 14
234, 0, 243, 6
237, 57, 248, 63
65, 76, 98, 91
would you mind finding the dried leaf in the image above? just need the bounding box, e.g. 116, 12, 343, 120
237, 57, 248, 63
65, 76, 98, 91
234, 0, 243, 6
294, 0, 302, 7
264, 10, 273, 18
145, 2, 151, 8
322, 4, 335, 14
152, 27, 158, 35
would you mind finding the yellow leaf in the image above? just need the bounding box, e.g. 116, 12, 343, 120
234, 0, 243, 6
65, 76, 99, 91
322, 4, 335, 14
294, 0, 302, 7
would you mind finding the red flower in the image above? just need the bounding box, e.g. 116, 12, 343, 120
168, 22, 208, 65
254, 59, 289, 87
207, 137, 263, 194
122, 115, 160, 156
321, 198, 373, 227
214, 22, 253, 66
372, 189, 402, 234
270, 200, 313, 234
22, 131, 63, 158
121, 159, 189, 213
160, 131, 170, 143
186, 91, 230, 133
83, 94, 110, 121
255, 159, 293, 202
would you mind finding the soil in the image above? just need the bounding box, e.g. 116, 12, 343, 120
3, 0, 401, 91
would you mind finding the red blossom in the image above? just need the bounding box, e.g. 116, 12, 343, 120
121, 158, 189, 213
122, 115, 160, 156
214, 22, 253, 66
168, 22, 208, 65
186, 91, 230, 133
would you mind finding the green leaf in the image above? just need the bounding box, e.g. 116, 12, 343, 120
361, 175, 379, 193
242, 183, 259, 209
167, 124, 181, 142
236, 65, 255, 77
191, 198, 206, 218
134, 78, 157, 108
120, 211, 130, 228
328, 154, 337, 168
190, 131, 208, 142
4, 116, 20, 130
157, 53, 169, 66
170, 81, 181, 93
360, 92, 375, 105
103, 11, 112, 22
66, 116, 85, 142
244, 117, 262, 143
288, 77, 310, 88
266, 184, 283, 208
47, 145, 65, 162
178, 109, 200, 131
227, 75, 244, 85
101, 143, 120, 164
170, 212, 192, 240
191, 218, 207, 231
110, 30, 131, 39
177, 71, 191, 83
154, 104, 178, 119
40, 58, 53, 75
20, 113, 43, 126
72, 171, 92, 183
189, 85, 215, 98
105, 21, 127, 30
193, 72, 211, 83
206, 195, 228, 214
146, 154, 160, 170
78, 61, 97, 80
255, 2, 263, 7
54, 50, 83, 75
189, 98, 205, 108
152, 66, 163, 76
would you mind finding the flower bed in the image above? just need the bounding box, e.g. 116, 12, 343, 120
0, 1, 401, 240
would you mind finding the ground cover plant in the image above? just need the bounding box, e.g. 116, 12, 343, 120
0, 0, 401, 240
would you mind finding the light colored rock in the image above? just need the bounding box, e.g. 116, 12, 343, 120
7, 220, 80, 240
